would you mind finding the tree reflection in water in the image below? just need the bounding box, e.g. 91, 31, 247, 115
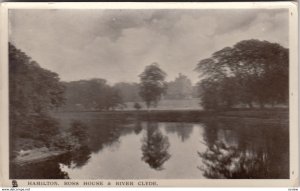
165, 122, 193, 142
141, 122, 171, 170
198, 141, 271, 178
198, 120, 289, 179
62, 146, 92, 169
134, 120, 143, 134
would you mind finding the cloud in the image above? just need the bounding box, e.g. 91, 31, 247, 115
9, 9, 288, 84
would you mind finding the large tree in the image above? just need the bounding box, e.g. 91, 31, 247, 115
139, 63, 167, 108
195, 39, 288, 110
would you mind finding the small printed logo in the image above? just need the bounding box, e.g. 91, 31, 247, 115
12, 180, 18, 187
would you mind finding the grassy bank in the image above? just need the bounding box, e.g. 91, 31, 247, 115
12, 147, 66, 166
60, 108, 288, 122
123, 98, 202, 110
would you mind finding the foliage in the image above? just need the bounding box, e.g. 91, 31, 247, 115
12, 114, 60, 146
63, 79, 124, 111
133, 102, 142, 110
9, 43, 65, 153
198, 77, 238, 110
9, 43, 65, 115
114, 82, 141, 102
165, 73, 193, 99
139, 63, 167, 108
195, 39, 289, 110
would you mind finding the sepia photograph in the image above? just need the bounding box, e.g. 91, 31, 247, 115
0, 2, 298, 187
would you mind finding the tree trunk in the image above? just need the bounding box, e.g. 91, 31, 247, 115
259, 101, 265, 109
271, 100, 275, 108
248, 102, 253, 108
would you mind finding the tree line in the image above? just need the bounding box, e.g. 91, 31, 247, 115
9, 39, 289, 155
62, 67, 197, 111
9, 38, 289, 115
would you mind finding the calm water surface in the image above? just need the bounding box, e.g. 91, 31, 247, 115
12, 112, 289, 179
61, 122, 206, 179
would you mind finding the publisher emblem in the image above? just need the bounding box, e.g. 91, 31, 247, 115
12, 180, 18, 187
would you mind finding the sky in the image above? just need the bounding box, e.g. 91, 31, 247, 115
9, 9, 288, 85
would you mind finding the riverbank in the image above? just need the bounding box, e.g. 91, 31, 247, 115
57, 108, 288, 123
12, 147, 66, 166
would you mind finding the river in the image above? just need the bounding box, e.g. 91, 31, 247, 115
11, 112, 289, 179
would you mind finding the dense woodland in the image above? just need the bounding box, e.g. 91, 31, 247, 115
9, 39, 289, 155
9, 43, 65, 157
